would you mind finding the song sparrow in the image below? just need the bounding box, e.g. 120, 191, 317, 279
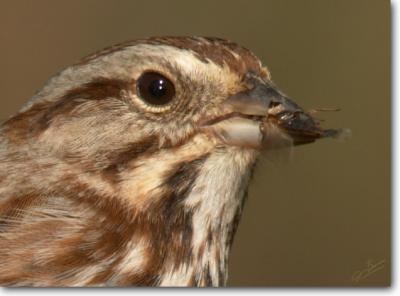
0, 37, 340, 287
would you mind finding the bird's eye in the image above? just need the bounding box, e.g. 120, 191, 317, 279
137, 72, 175, 106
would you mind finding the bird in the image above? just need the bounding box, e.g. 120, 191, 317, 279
0, 36, 340, 287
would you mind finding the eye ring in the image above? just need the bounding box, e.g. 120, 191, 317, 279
136, 71, 175, 106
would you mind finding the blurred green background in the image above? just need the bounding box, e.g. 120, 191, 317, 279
0, 0, 390, 286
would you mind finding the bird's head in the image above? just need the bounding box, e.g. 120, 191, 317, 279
9, 37, 337, 161
3, 36, 343, 211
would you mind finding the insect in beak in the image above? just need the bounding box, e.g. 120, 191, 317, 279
202, 74, 345, 149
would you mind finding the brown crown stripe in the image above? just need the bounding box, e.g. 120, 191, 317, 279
78, 36, 264, 78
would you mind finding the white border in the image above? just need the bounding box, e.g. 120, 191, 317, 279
390, 0, 398, 294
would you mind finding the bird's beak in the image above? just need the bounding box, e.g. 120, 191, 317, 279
202, 75, 342, 150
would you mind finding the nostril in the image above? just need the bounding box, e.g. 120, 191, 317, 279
267, 101, 286, 116
269, 101, 281, 108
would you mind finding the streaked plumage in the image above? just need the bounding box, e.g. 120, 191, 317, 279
0, 36, 339, 287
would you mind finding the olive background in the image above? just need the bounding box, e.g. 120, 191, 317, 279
0, 0, 390, 286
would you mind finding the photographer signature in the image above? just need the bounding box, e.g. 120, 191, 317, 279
351, 259, 386, 282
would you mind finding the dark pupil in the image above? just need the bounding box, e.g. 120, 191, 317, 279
149, 79, 167, 98
137, 72, 175, 106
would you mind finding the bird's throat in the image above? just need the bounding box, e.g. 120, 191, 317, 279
158, 148, 258, 286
